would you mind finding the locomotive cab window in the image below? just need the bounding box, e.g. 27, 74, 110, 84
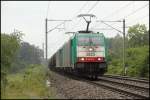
77, 34, 104, 46
77, 37, 89, 46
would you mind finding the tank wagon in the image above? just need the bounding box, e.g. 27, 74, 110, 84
49, 14, 108, 79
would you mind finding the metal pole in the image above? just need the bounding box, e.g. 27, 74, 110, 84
45, 18, 48, 61
42, 43, 44, 59
123, 19, 126, 75
45, 19, 71, 61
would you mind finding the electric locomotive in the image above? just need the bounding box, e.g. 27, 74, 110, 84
49, 14, 108, 79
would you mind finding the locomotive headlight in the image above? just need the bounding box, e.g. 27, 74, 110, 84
81, 58, 84, 61
98, 58, 101, 61
89, 48, 93, 51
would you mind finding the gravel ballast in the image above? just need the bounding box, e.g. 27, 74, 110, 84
47, 70, 143, 99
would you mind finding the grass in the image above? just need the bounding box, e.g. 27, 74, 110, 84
2, 64, 56, 99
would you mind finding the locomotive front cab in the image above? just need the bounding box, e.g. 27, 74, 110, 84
75, 32, 107, 77
77, 33, 106, 63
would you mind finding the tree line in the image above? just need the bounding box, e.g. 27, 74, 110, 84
106, 24, 149, 78
1, 32, 44, 97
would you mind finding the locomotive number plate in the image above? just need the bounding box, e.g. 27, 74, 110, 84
87, 52, 95, 56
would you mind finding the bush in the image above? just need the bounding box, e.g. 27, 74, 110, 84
126, 46, 149, 77
107, 46, 149, 78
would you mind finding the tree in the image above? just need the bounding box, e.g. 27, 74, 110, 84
106, 24, 149, 78
127, 24, 148, 47
1, 33, 22, 77
1, 33, 22, 96
106, 34, 123, 61
126, 46, 149, 77
10, 42, 44, 73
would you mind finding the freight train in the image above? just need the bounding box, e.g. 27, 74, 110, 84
48, 14, 108, 79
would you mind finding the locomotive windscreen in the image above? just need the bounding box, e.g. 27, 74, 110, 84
77, 34, 104, 46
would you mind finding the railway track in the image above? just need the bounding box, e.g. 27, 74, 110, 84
49, 70, 130, 99
49, 70, 149, 99
85, 80, 149, 99
71, 74, 149, 99
104, 74, 149, 83
92, 78, 149, 98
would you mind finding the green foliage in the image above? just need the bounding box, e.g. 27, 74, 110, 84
106, 34, 123, 59
2, 64, 55, 99
19, 42, 43, 64
106, 65, 124, 75
10, 42, 44, 73
106, 24, 149, 78
126, 46, 149, 77
1, 33, 21, 73
1, 33, 22, 96
1, 32, 44, 98
127, 24, 149, 47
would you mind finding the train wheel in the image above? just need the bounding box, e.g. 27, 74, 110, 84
89, 75, 97, 80
89, 75, 93, 80
94, 75, 98, 80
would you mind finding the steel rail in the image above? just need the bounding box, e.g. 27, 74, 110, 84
98, 77, 149, 90
85, 80, 149, 99
104, 74, 149, 83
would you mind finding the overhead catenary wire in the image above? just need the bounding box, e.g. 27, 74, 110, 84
71, 1, 100, 30
73, 1, 89, 17
120, 3, 149, 20
92, 3, 149, 33
91, 1, 133, 30
91, 20, 123, 31
92, 1, 134, 28
47, 20, 71, 33
102, 1, 134, 20
91, 2, 148, 37
92, 26, 130, 30
126, 14, 149, 25
69, 1, 90, 30
100, 21, 123, 33
68, 1, 89, 29
47, 1, 89, 32
90, 1, 132, 30
91, 28, 123, 30
87, 1, 99, 13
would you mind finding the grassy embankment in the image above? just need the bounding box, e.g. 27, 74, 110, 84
3, 64, 56, 99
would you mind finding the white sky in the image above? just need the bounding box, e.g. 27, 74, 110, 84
1, 1, 149, 58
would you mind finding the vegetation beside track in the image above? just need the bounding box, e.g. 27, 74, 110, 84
1, 33, 56, 99
106, 24, 149, 78
2, 64, 56, 99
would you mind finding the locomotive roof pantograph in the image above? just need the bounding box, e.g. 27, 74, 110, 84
77, 14, 96, 33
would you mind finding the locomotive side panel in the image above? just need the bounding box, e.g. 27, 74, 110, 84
71, 35, 77, 65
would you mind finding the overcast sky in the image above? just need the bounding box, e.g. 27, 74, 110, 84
1, 1, 149, 58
